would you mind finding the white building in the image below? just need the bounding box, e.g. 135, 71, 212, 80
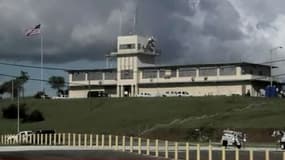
66, 34, 277, 98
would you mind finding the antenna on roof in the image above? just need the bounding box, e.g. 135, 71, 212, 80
133, 1, 138, 34
119, 8, 122, 36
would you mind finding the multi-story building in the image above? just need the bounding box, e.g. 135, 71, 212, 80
66, 34, 276, 98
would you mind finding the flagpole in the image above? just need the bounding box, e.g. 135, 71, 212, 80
40, 30, 44, 93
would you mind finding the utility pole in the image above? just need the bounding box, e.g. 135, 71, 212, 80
17, 87, 20, 133
11, 80, 14, 100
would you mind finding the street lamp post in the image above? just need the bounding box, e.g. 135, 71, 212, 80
17, 87, 20, 133
270, 46, 283, 87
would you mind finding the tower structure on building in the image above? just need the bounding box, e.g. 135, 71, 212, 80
110, 34, 160, 97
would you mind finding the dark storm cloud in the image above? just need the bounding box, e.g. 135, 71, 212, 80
0, 0, 285, 65
0, 0, 129, 63
200, 0, 244, 41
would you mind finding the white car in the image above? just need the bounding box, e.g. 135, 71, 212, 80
136, 92, 153, 97
163, 91, 178, 97
163, 91, 190, 97
272, 130, 285, 149
176, 91, 190, 97
6, 131, 33, 144
51, 96, 69, 99
221, 130, 246, 149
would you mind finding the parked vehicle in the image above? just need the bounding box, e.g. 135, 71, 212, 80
137, 92, 152, 97
221, 130, 246, 149
87, 91, 108, 98
51, 96, 69, 99
176, 91, 190, 97
6, 131, 33, 144
163, 91, 177, 97
34, 129, 56, 144
34, 129, 56, 134
163, 91, 190, 97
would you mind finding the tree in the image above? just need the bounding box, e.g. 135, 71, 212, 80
15, 71, 29, 98
22, 110, 44, 123
48, 76, 65, 96
0, 71, 29, 98
2, 103, 28, 119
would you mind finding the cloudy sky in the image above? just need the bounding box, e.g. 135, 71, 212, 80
0, 0, 285, 96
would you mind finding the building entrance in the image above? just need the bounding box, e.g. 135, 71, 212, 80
123, 86, 132, 97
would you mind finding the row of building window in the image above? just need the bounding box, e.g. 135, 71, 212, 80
242, 66, 270, 76
72, 71, 117, 81
120, 70, 133, 79
72, 70, 134, 81
72, 66, 270, 81
142, 66, 237, 79
119, 43, 142, 50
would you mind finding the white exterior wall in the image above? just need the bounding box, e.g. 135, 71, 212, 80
117, 35, 138, 54
69, 90, 89, 98
139, 85, 244, 96
115, 35, 156, 97
139, 75, 254, 84
69, 84, 254, 98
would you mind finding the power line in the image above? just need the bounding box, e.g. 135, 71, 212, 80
0, 73, 86, 86
0, 62, 71, 71
0, 73, 53, 83
261, 58, 285, 64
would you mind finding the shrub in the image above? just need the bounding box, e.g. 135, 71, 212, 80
22, 110, 44, 123
34, 91, 45, 99
2, 103, 44, 123
2, 103, 27, 119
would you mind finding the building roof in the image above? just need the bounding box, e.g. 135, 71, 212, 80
138, 62, 275, 69
66, 68, 116, 73
66, 62, 276, 73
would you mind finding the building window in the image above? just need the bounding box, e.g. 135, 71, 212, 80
105, 71, 117, 80
138, 43, 141, 50
88, 72, 103, 80
199, 67, 217, 76
72, 72, 86, 81
179, 68, 196, 77
242, 66, 270, 76
119, 44, 136, 50
120, 70, 133, 79
142, 69, 157, 79
220, 66, 236, 76
242, 66, 254, 75
159, 69, 176, 78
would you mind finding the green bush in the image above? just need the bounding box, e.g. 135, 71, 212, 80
22, 110, 44, 123
2, 103, 27, 119
2, 103, 44, 123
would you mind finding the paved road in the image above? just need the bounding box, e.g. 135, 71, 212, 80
0, 146, 284, 160
0, 146, 164, 160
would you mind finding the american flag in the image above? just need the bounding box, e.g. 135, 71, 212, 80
25, 24, 41, 37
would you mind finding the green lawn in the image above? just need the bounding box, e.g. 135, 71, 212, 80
0, 96, 284, 141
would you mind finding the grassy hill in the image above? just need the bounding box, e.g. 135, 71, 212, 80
0, 96, 284, 141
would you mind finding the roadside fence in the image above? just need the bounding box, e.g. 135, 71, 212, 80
0, 133, 284, 160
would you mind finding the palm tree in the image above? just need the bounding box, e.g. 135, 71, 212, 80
17, 71, 29, 98
48, 76, 65, 96
0, 71, 29, 98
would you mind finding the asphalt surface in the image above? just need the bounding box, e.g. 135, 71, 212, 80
0, 146, 164, 160
0, 150, 163, 160
0, 146, 284, 160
